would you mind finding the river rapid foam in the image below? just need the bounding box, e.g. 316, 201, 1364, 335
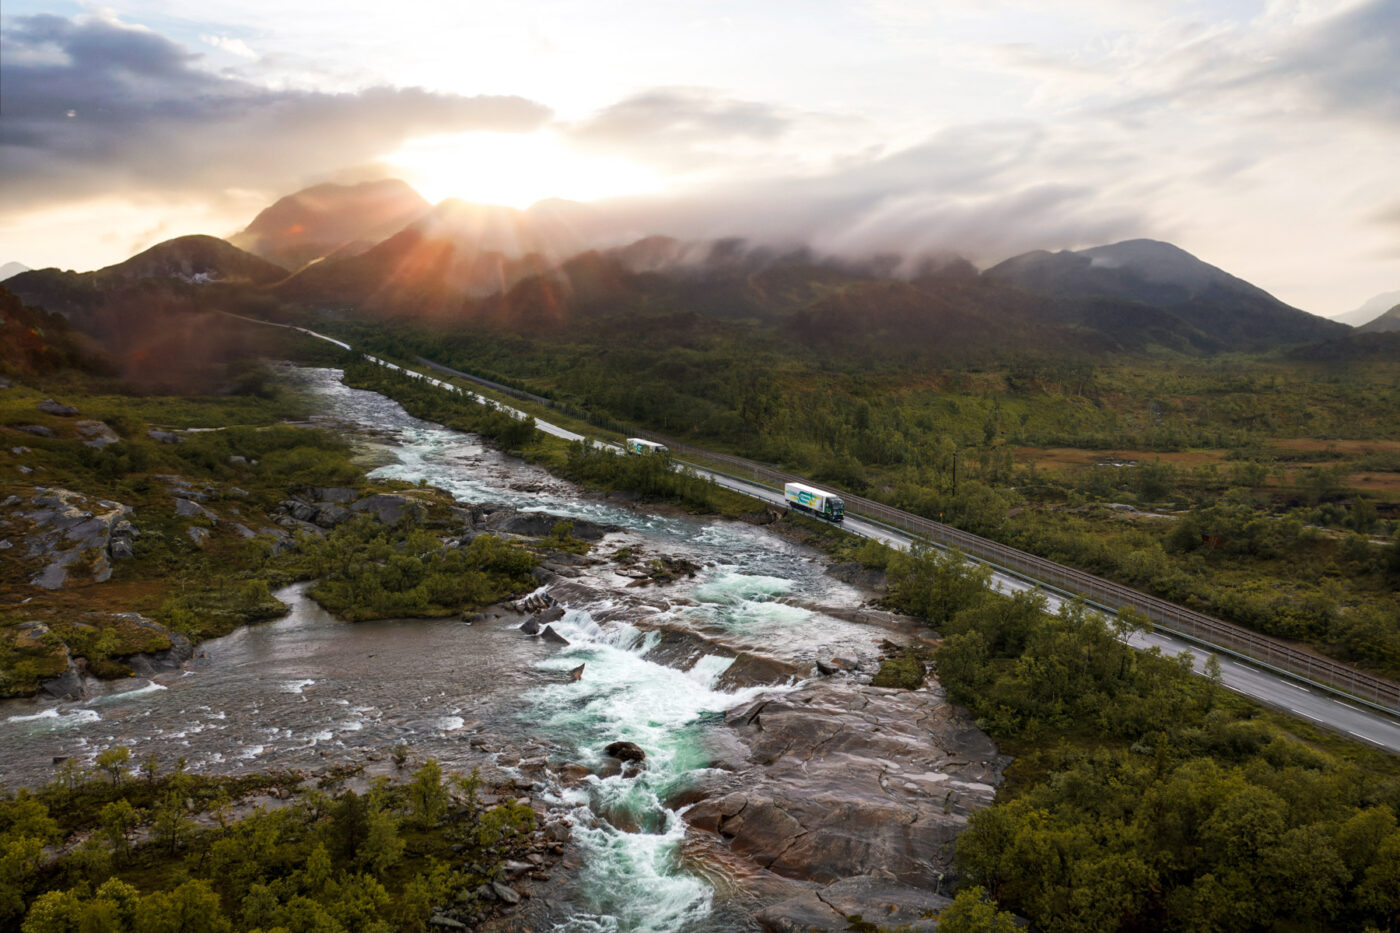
0, 367, 943, 931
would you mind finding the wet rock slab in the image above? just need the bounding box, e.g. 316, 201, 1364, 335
755, 875, 950, 932
686, 678, 1009, 913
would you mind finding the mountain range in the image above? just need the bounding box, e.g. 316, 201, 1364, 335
1358, 302, 1400, 334
1331, 289, 1400, 328
4, 180, 1360, 361
0, 261, 31, 282
229, 179, 429, 272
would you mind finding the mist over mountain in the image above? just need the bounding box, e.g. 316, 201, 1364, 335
0, 261, 31, 281
1357, 302, 1400, 334
1334, 290, 1400, 328
271, 197, 593, 315
230, 179, 431, 271
1, 181, 1355, 362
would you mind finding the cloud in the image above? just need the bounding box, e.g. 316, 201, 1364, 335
1258, 0, 1400, 124
0, 13, 552, 211
560, 120, 1149, 268
566, 88, 794, 171
202, 34, 258, 59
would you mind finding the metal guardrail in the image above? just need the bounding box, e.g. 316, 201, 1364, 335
415, 356, 1400, 713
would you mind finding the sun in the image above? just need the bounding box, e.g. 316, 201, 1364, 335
386, 130, 660, 208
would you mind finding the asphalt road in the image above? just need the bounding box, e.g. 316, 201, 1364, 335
277, 324, 1400, 754
698, 467, 1400, 753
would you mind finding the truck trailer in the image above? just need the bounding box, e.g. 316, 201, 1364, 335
784, 482, 845, 523
625, 438, 670, 456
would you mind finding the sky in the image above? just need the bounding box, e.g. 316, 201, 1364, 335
0, 0, 1396, 317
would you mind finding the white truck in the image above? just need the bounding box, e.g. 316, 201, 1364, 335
625, 437, 670, 456
784, 482, 845, 523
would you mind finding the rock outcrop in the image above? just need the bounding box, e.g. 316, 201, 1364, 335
274, 489, 428, 530
12, 488, 137, 588
604, 741, 646, 763
754, 875, 949, 933
686, 680, 1008, 892
37, 399, 78, 416
74, 420, 120, 448
483, 508, 618, 541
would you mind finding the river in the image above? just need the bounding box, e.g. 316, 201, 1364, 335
1, 368, 906, 931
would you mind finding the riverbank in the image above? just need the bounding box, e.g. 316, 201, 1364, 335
4, 365, 1015, 931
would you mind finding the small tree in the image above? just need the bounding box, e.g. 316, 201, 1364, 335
152, 792, 192, 855
95, 746, 131, 787
100, 799, 140, 864
937, 885, 1019, 933
409, 759, 448, 828
140, 753, 160, 785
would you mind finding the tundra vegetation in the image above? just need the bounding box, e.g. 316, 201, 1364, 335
337, 351, 1400, 931
868, 542, 1400, 932
7, 282, 1400, 932
0, 755, 535, 932
0, 326, 545, 698
344, 320, 1400, 680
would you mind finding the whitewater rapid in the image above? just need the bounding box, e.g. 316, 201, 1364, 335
0, 368, 894, 931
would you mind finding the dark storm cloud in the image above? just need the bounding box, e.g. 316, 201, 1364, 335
0, 14, 552, 209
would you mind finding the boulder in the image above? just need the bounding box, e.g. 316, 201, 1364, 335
74, 420, 120, 449
517, 592, 555, 613
350, 493, 422, 525
569, 664, 585, 682
147, 429, 182, 444
17, 424, 56, 438
604, 741, 646, 763
484, 509, 619, 541
37, 399, 78, 416
41, 656, 88, 701
175, 498, 217, 522
313, 504, 352, 527
518, 616, 541, 636
539, 625, 570, 646
715, 651, 806, 689
308, 486, 358, 503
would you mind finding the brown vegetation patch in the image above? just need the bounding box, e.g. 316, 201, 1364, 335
1012, 447, 1229, 471
1268, 438, 1400, 455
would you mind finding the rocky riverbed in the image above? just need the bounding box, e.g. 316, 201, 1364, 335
2, 367, 1010, 931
